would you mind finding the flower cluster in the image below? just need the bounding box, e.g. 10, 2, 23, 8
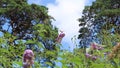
108, 42, 120, 60
23, 49, 34, 68
56, 31, 65, 43
85, 53, 97, 61
90, 42, 104, 50
85, 42, 105, 61
86, 42, 104, 54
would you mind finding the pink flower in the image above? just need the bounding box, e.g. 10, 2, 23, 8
85, 53, 92, 58
59, 32, 65, 38
91, 43, 98, 50
56, 31, 65, 43
23, 49, 34, 68
97, 46, 104, 50
91, 42, 103, 50
85, 53, 98, 60
92, 56, 97, 60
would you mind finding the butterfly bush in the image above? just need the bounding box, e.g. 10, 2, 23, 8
22, 49, 34, 68
85, 42, 105, 61
56, 31, 65, 43
85, 53, 98, 61
90, 42, 104, 50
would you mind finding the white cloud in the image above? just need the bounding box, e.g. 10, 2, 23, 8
47, 0, 86, 51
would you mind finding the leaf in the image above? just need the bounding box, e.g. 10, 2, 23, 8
4, 32, 11, 38
37, 42, 44, 48
45, 62, 53, 66
91, 63, 105, 68
25, 39, 36, 44
12, 61, 22, 67
34, 61, 41, 67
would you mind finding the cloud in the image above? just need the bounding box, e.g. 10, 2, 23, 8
28, 0, 94, 51
47, 0, 86, 51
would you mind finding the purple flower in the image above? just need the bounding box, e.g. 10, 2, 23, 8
91, 42, 104, 50
97, 46, 104, 50
23, 49, 34, 68
91, 43, 98, 50
59, 32, 65, 38
92, 56, 97, 60
85, 53, 98, 61
56, 31, 65, 43
85, 53, 92, 58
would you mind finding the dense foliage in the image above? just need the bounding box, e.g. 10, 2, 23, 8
78, 0, 120, 47
77, 0, 120, 68
0, 0, 59, 68
0, 0, 120, 68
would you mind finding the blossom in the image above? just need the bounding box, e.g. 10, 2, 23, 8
91, 43, 98, 50
97, 46, 104, 50
56, 31, 65, 43
23, 49, 34, 68
59, 32, 65, 38
85, 53, 92, 58
90, 42, 104, 50
92, 56, 97, 60
85, 53, 98, 61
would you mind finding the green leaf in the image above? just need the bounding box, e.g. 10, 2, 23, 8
45, 62, 53, 66
37, 42, 44, 48
25, 39, 36, 44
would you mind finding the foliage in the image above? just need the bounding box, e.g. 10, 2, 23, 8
55, 43, 120, 68
76, 0, 120, 68
0, 33, 25, 67
0, 0, 120, 68
78, 0, 120, 47
0, 0, 58, 68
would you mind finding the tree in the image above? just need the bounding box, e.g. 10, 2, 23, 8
0, 0, 58, 67
78, 0, 120, 48
78, 1, 120, 67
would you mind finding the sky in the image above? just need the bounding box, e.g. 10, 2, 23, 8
28, 0, 95, 51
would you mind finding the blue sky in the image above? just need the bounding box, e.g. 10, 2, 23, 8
28, 0, 95, 6
28, 0, 55, 5
28, 0, 96, 51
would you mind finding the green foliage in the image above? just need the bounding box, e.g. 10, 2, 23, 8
33, 24, 58, 40
0, 0, 58, 67
45, 62, 53, 66
1, 0, 120, 68
12, 61, 22, 68
99, 9, 120, 16
34, 61, 41, 67
78, 0, 120, 47
99, 31, 120, 47
0, 33, 25, 68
